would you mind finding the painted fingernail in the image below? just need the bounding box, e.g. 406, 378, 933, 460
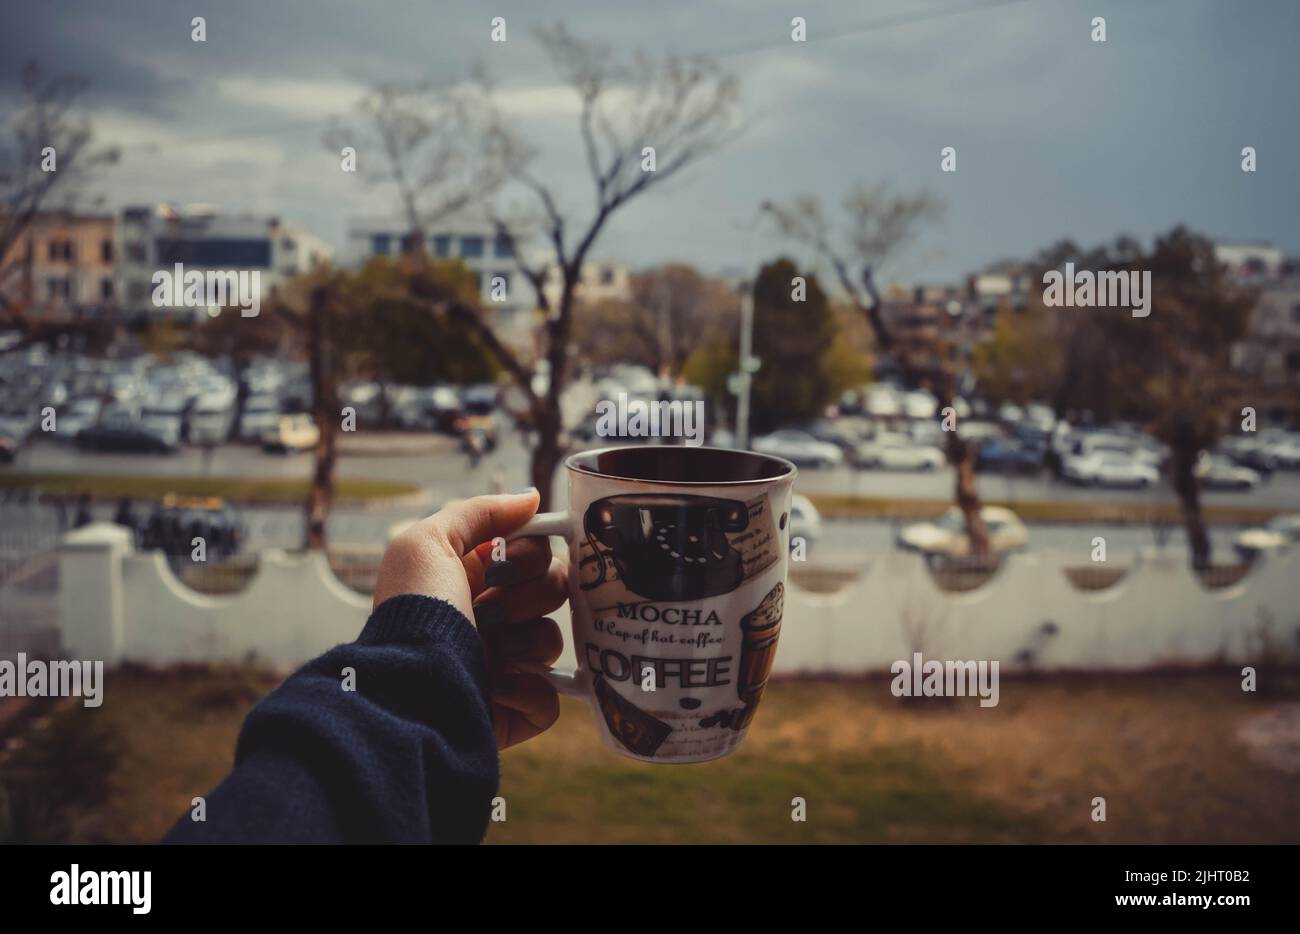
484, 559, 516, 588
501, 629, 531, 656
474, 601, 505, 630
491, 672, 517, 694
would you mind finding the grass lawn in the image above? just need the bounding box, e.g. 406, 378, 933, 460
2, 666, 1297, 844
0, 471, 421, 506
5, 671, 1294, 842
807, 493, 1282, 526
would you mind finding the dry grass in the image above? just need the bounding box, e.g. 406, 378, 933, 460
3, 666, 1297, 844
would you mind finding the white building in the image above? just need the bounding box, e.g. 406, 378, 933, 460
1215, 241, 1284, 280
347, 215, 631, 353
118, 203, 332, 319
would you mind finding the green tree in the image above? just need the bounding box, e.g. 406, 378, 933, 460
971, 302, 1063, 406
748, 259, 845, 433
351, 256, 499, 388
1019, 229, 1256, 569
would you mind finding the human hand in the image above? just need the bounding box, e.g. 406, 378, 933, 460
372, 489, 567, 748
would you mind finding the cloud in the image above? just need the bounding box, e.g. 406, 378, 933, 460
214, 76, 368, 119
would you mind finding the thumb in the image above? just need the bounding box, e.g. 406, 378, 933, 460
427, 488, 541, 556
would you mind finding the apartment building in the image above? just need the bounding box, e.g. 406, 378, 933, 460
118, 203, 332, 319
0, 212, 119, 320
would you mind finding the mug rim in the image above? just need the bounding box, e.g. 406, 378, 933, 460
563, 444, 798, 487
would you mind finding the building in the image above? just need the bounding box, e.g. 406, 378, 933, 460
118, 203, 332, 319
347, 214, 536, 350
540, 260, 632, 309
1215, 242, 1284, 281
347, 215, 631, 354
1232, 275, 1300, 425
0, 211, 119, 321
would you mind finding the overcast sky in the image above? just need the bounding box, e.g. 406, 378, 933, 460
4, 0, 1297, 284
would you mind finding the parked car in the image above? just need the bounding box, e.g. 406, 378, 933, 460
975, 436, 1043, 474
140, 495, 244, 561
1195, 454, 1261, 491
1257, 432, 1300, 469
140, 393, 189, 449
896, 506, 1029, 559
1062, 451, 1158, 488
0, 430, 18, 463
262, 413, 320, 453
238, 394, 281, 440
75, 421, 179, 454
854, 432, 944, 471
752, 430, 844, 468
786, 418, 860, 455
1215, 436, 1273, 473
788, 493, 822, 552
1234, 513, 1300, 561
59, 397, 103, 440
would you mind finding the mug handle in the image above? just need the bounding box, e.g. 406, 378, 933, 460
507, 511, 589, 700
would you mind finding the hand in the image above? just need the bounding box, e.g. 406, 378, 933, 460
372, 489, 568, 749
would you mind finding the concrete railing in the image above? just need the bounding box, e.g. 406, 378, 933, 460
58, 522, 1299, 672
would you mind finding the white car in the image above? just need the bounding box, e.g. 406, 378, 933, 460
752, 430, 844, 468
901, 390, 938, 420
862, 386, 902, 418
855, 432, 945, 471
1063, 451, 1158, 488
1234, 514, 1300, 560
1195, 455, 1261, 491
238, 394, 280, 440
60, 397, 103, 440
787, 493, 822, 552
1258, 432, 1300, 469
140, 395, 187, 450
897, 506, 1029, 558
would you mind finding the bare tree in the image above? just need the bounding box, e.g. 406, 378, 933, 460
346, 25, 739, 507
325, 80, 506, 252
763, 186, 993, 556
478, 25, 740, 504
0, 62, 120, 324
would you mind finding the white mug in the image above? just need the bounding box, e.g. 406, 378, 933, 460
511, 445, 797, 764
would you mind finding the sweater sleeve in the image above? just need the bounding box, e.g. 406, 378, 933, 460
164, 595, 498, 844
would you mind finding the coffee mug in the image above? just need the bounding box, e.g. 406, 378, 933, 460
510, 445, 797, 764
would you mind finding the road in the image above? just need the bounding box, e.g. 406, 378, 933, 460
2, 431, 1296, 557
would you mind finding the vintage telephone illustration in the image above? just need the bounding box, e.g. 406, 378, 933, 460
581, 493, 750, 601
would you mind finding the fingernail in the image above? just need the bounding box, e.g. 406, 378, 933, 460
501, 628, 531, 656
474, 601, 505, 630
512, 486, 538, 496
491, 672, 517, 694
484, 559, 516, 588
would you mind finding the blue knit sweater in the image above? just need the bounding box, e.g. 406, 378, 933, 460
165, 595, 497, 844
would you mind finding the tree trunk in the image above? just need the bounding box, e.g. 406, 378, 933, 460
1170, 440, 1211, 571
306, 420, 337, 550
934, 378, 989, 559
946, 431, 989, 559
529, 406, 564, 512
304, 286, 336, 551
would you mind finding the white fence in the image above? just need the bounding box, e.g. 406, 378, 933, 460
58, 522, 1299, 672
